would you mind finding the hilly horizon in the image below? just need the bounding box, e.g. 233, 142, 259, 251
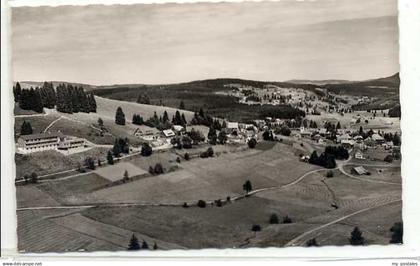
16, 72, 400, 92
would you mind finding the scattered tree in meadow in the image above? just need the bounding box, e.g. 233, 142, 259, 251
123, 170, 129, 182
115, 107, 126, 125
30, 172, 38, 184
251, 224, 261, 233
107, 151, 114, 165
148, 166, 155, 175
20, 121, 33, 135
349, 227, 365, 246
390, 222, 403, 244
206, 147, 214, 157
154, 163, 164, 175
141, 143, 153, 157
97, 117, 104, 127
128, 234, 140, 250
184, 152, 190, 161
326, 170, 334, 178
269, 213, 279, 224
153, 242, 158, 250
197, 200, 206, 208
306, 238, 318, 247
179, 100, 185, 110
208, 126, 217, 145
283, 215, 292, 224
217, 131, 228, 144
85, 157, 96, 170
248, 138, 257, 148
141, 240, 149, 249
243, 180, 253, 194
132, 114, 144, 125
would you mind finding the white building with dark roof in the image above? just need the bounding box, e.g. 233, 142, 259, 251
17, 132, 86, 154
17, 132, 63, 154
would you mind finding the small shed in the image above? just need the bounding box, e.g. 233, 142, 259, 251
353, 166, 368, 175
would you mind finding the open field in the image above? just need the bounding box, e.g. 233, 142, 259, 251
15, 115, 58, 138
85, 143, 319, 204
15, 147, 110, 178
16, 184, 61, 209
14, 103, 43, 116
16, 139, 402, 251
82, 196, 322, 249
37, 173, 111, 204
17, 209, 124, 252
342, 165, 401, 184
94, 162, 148, 182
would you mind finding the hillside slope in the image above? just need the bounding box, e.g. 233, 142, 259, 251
94, 96, 194, 122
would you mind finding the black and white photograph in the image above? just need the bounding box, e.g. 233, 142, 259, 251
10, 0, 404, 253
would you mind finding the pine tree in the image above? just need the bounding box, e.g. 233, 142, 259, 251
218, 131, 227, 144
162, 111, 169, 123
181, 113, 187, 126
123, 170, 129, 181
13, 82, 22, 102
336, 121, 341, 130
128, 234, 140, 250
141, 240, 149, 249
269, 213, 279, 224
243, 180, 252, 194
208, 126, 217, 145
20, 121, 33, 135
349, 227, 365, 245
153, 242, 158, 250
98, 118, 104, 127
115, 107, 126, 125
112, 139, 122, 157
306, 238, 318, 247
390, 222, 403, 244
179, 100, 185, 109
107, 151, 114, 165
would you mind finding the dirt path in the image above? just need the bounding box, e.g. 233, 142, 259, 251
14, 113, 48, 118
43, 116, 63, 133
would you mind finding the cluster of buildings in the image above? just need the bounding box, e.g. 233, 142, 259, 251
16, 132, 86, 154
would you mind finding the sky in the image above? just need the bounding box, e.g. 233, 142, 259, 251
12, 0, 399, 85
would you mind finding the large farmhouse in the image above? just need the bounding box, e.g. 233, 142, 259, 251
17, 132, 85, 154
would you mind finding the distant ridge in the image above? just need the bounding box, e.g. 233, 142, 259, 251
16, 73, 399, 92
285, 79, 351, 85
286, 72, 399, 86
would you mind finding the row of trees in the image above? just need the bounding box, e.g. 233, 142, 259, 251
14, 82, 96, 114
191, 108, 214, 127
116, 107, 188, 129
308, 150, 337, 169
307, 145, 349, 169
307, 223, 403, 247
56, 84, 97, 113
207, 127, 227, 145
